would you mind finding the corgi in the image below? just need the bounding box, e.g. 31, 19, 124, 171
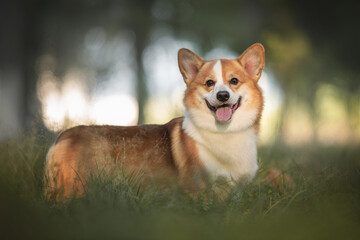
44, 43, 265, 201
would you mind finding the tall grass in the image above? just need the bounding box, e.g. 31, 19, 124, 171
1, 132, 359, 239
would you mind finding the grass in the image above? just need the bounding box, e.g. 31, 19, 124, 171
1, 132, 360, 239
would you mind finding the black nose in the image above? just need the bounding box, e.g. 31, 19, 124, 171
216, 91, 230, 102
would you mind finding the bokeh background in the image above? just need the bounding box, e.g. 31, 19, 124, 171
1, 0, 359, 147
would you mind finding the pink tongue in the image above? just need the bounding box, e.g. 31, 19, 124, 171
215, 107, 232, 121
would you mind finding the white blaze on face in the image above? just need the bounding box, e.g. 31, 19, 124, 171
213, 60, 224, 87
206, 60, 225, 106
213, 60, 231, 96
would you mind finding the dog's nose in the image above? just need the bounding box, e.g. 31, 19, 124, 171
217, 91, 230, 102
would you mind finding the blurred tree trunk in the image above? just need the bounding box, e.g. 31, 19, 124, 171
0, 0, 50, 139
134, 35, 148, 125
0, 1, 24, 132
128, 0, 155, 125
22, 1, 45, 130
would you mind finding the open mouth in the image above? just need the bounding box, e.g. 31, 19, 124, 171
205, 97, 241, 122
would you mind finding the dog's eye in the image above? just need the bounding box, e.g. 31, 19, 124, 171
206, 80, 215, 87
229, 78, 239, 85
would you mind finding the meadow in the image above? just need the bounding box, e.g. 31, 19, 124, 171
1, 132, 359, 240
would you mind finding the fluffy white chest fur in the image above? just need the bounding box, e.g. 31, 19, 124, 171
183, 117, 258, 184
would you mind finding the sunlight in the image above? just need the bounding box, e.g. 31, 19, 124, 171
90, 95, 138, 126
143, 33, 195, 123
42, 91, 66, 131
37, 68, 139, 131
37, 69, 91, 131
283, 100, 314, 145
62, 70, 89, 123
37, 71, 65, 131
143, 31, 197, 97
315, 83, 352, 145
258, 70, 284, 145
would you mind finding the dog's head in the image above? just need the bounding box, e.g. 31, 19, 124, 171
178, 43, 265, 132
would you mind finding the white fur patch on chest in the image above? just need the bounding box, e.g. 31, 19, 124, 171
183, 117, 258, 184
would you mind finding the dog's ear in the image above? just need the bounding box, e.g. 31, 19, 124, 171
178, 48, 204, 85
238, 43, 265, 82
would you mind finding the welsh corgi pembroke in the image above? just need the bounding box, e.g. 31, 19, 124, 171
44, 43, 265, 200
